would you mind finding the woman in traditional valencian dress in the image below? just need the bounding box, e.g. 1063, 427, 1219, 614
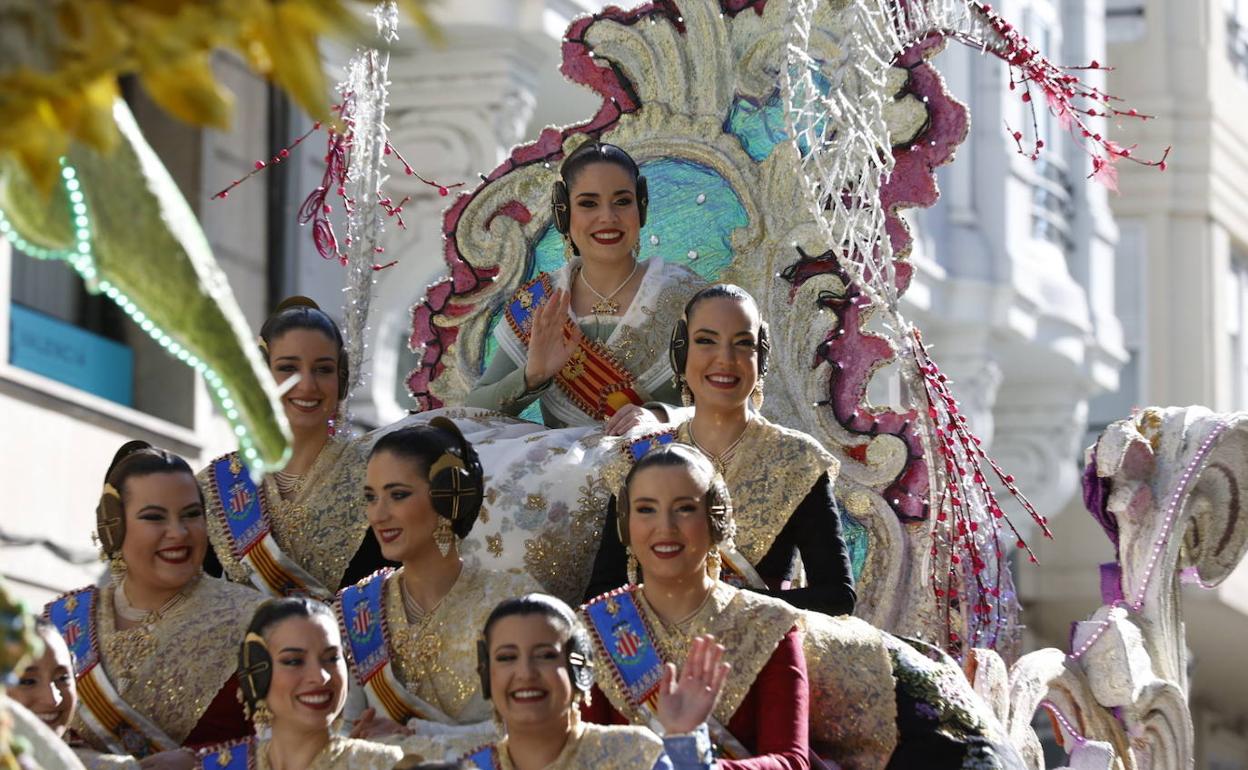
581, 443, 814, 769
199, 297, 388, 600
461, 593, 724, 770
9, 620, 137, 769
196, 598, 403, 770
335, 420, 539, 760
44, 441, 264, 770
9, 619, 76, 743
464, 141, 706, 434
588, 284, 856, 618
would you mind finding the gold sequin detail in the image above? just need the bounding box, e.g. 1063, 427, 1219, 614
523, 474, 610, 604
250, 736, 402, 770
678, 416, 838, 565
79, 577, 263, 748
486, 534, 504, 557
200, 437, 371, 594
490, 723, 664, 770
844, 491, 874, 517
525, 494, 547, 511
381, 566, 539, 723
799, 612, 899, 769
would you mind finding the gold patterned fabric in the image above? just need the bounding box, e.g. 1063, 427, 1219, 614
249, 736, 402, 770
77, 576, 263, 749
799, 613, 899, 770
589, 582, 800, 726
382, 565, 540, 723
482, 723, 665, 770
200, 436, 371, 594
676, 416, 839, 565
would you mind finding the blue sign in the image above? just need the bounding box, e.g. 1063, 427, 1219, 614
9, 303, 133, 406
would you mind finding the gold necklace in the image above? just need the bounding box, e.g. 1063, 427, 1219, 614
687, 419, 752, 476
114, 576, 194, 623
107, 576, 198, 692
395, 573, 444, 682
578, 261, 641, 315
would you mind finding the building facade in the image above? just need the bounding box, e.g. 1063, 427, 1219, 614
1024, 0, 1248, 766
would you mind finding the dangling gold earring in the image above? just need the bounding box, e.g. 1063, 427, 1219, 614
434, 518, 454, 558
563, 236, 576, 262
680, 381, 693, 408
751, 379, 764, 410
626, 549, 640, 586
251, 699, 273, 729
706, 547, 722, 581
108, 553, 127, 582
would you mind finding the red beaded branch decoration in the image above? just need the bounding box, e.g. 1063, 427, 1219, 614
911, 327, 1053, 653
958, 1, 1170, 191
212, 94, 463, 271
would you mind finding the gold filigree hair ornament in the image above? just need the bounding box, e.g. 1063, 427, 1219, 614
95, 482, 125, 557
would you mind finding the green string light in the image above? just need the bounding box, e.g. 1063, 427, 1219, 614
0, 161, 271, 474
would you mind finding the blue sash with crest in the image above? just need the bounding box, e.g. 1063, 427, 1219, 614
209, 455, 268, 555
623, 429, 677, 462
45, 586, 179, 757
47, 586, 98, 675
463, 743, 501, 770
338, 570, 389, 682
336, 569, 447, 724
208, 453, 329, 599
198, 738, 254, 770
582, 589, 665, 711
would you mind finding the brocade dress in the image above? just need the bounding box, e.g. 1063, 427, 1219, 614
44, 576, 264, 761
199, 437, 389, 600
336, 564, 541, 762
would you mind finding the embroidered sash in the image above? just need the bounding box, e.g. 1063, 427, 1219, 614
45, 587, 178, 758
622, 429, 677, 462
505, 274, 645, 420
463, 744, 501, 770
199, 737, 255, 770
336, 570, 453, 725
581, 589, 750, 760
208, 453, 331, 600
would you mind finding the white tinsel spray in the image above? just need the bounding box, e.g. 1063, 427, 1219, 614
781, 0, 1025, 656
338, 2, 400, 428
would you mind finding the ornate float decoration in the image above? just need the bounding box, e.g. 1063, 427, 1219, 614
406, 1, 1207, 767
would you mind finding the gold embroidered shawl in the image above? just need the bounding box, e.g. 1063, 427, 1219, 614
200, 436, 371, 593
383, 565, 540, 723
79, 576, 263, 748
799, 612, 899, 769
677, 416, 839, 565
488, 723, 664, 770
252, 737, 402, 770
592, 583, 800, 727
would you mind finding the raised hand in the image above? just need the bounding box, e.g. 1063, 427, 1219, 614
524, 288, 581, 389
604, 403, 662, 436
654, 634, 731, 736
349, 706, 414, 739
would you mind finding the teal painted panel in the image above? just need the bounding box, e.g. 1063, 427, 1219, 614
9, 303, 133, 406
727, 91, 791, 162
841, 506, 869, 584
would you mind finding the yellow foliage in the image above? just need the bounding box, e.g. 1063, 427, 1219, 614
0, 0, 437, 193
